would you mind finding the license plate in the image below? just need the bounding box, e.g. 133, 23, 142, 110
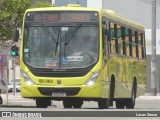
52, 92, 66, 97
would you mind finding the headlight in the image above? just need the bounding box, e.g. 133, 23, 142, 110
21, 70, 35, 85
85, 70, 100, 86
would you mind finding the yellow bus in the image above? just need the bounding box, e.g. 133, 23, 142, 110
19, 4, 146, 109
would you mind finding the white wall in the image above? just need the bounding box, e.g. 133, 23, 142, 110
145, 29, 160, 55
87, 0, 102, 8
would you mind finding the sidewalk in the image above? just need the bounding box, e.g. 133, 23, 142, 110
0, 93, 57, 107
0, 93, 35, 107
136, 96, 160, 100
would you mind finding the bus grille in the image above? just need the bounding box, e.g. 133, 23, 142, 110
38, 87, 81, 96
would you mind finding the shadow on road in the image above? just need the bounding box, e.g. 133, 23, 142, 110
1, 105, 36, 108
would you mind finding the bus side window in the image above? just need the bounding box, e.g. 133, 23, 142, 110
138, 32, 142, 59
117, 24, 123, 55
109, 22, 116, 54
132, 30, 136, 58
129, 29, 132, 57
102, 18, 108, 55
125, 28, 130, 56
141, 33, 145, 58
144, 33, 146, 58
122, 27, 126, 55
135, 31, 139, 58
105, 19, 110, 54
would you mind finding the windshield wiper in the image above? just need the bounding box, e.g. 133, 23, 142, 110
64, 24, 81, 46
55, 29, 61, 55
63, 24, 81, 57
41, 24, 61, 56
41, 23, 57, 43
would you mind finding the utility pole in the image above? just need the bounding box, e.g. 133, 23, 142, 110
12, 58, 16, 95
151, 0, 157, 96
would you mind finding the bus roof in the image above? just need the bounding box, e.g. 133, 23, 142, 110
104, 10, 144, 32
25, 5, 101, 12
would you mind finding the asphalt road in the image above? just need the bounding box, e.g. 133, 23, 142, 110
1, 93, 160, 109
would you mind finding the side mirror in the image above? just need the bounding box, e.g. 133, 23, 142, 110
105, 29, 111, 41
13, 29, 19, 42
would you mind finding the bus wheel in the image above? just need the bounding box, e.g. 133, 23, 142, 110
63, 99, 72, 108
116, 100, 125, 109
126, 84, 136, 109
98, 98, 109, 109
36, 98, 51, 108
0, 96, 3, 105
72, 100, 83, 108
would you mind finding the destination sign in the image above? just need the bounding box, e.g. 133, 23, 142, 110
25, 11, 99, 22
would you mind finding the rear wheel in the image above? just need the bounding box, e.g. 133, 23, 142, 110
116, 100, 125, 109
36, 98, 51, 108
126, 84, 136, 109
98, 98, 109, 109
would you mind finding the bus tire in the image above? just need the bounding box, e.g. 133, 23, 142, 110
109, 76, 115, 106
72, 100, 83, 108
36, 98, 51, 108
116, 100, 125, 109
98, 98, 109, 109
0, 96, 3, 105
126, 83, 136, 109
63, 99, 72, 108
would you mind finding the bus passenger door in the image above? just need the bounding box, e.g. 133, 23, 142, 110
102, 18, 110, 98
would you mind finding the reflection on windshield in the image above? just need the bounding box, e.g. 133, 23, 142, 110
24, 25, 99, 69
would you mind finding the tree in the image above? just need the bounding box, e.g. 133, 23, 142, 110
0, 0, 30, 46
0, 0, 52, 47
31, 1, 53, 8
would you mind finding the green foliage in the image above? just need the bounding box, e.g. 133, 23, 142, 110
0, 0, 53, 44
31, 1, 53, 8
0, 0, 30, 42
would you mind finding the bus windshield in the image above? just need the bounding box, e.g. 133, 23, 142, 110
23, 24, 99, 69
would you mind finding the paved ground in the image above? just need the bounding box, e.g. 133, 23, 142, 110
1, 93, 160, 109
1, 94, 160, 119
1, 93, 36, 107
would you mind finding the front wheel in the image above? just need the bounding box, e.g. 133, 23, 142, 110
36, 98, 51, 108
72, 100, 83, 108
63, 99, 72, 108
98, 98, 109, 109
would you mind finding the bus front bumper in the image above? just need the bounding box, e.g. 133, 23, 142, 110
21, 81, 110, 99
